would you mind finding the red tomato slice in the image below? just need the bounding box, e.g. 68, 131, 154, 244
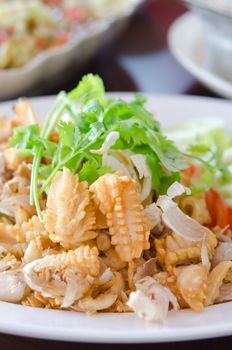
228, 208, 232, 228
205, 188, 229, 228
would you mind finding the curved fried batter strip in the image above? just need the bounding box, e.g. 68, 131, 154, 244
75, 271, 125, 313
176, 264, 208, 312
154, 231, 217, 269
205, 261, 232, 306
44, 168, 96, 249
90, 174, 150, 262
23, 245, 105, 308
178, 195, 211, 225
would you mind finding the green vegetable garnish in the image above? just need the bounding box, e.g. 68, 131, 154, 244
10, 74, 186, 220
166, 118, 232, 201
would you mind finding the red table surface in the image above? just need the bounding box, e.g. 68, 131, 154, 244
1, 0, 232, 349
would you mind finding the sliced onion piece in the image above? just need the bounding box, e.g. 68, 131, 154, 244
167, 181, 191, 199
134, 258, 157, 283
99, 268, 113, 285
157, 195, 210, 242
130, 154, 152, 201
62, 277, 93, 308
213, 242, 232, 266
102, 154, 131, 177
201, 236, 209, 266
91, 131, 120, 155
144, 203, 162, 229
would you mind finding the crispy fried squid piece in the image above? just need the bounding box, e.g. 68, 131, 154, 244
90, 174, 150, 262
0, 216, 51, 250
0, 242, 27, 260
205, 261, 232, 306
0, 163, 36, 223
3, 148, 32, 172
12, 98, 37, 127
0, 115, 12, 144
154, 231, 217, 269
0, 253, 20, 272
23, 245, 116, 309
23, 245, 100, 307
44, 168, 96, 249
176, 265, 209, 312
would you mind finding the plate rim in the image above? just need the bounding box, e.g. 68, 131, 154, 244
0, 93, 232, 343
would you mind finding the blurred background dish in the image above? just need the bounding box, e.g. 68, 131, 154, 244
183, 0, 232, 83
168, 13, 232, 99
0, 0, 143, 100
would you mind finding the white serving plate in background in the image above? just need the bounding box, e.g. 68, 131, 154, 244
0, 93, 232, 343
0, 0, 142, 100
168, 13, 232, 99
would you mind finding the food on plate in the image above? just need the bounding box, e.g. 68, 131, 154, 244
0, 0, 136, 68
1, 74, 232, 322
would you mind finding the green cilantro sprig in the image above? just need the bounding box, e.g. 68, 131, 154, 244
10, 74, 187, 220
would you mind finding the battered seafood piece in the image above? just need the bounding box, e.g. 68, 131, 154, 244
23, 245, 108, 308
44, 168, 96, 249
127, 276, 179, 322
0, 215, 51, 251
0, 162, 35, 223
0, 269, 27, 303
13, 98, 37, 127
154, 231, 217, 269
90, 173, 150, 262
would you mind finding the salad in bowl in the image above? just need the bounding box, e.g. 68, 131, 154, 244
0, 74, 232, 322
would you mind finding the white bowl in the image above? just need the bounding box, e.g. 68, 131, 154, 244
183, 0, 232, 82
0, 0, 142, 100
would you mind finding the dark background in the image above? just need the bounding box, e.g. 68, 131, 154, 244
1, 0, 230, 349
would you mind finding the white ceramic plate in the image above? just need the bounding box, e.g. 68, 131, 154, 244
1, 94, 232, 343
0, 0, 142, 100
168, 13, 232, 99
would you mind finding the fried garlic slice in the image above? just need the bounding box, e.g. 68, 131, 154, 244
23, 245, 102, 308
154, 231, 217, 269
22, 291, 61, 309
90, 174, 150, 262
44, 168, 96, 249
